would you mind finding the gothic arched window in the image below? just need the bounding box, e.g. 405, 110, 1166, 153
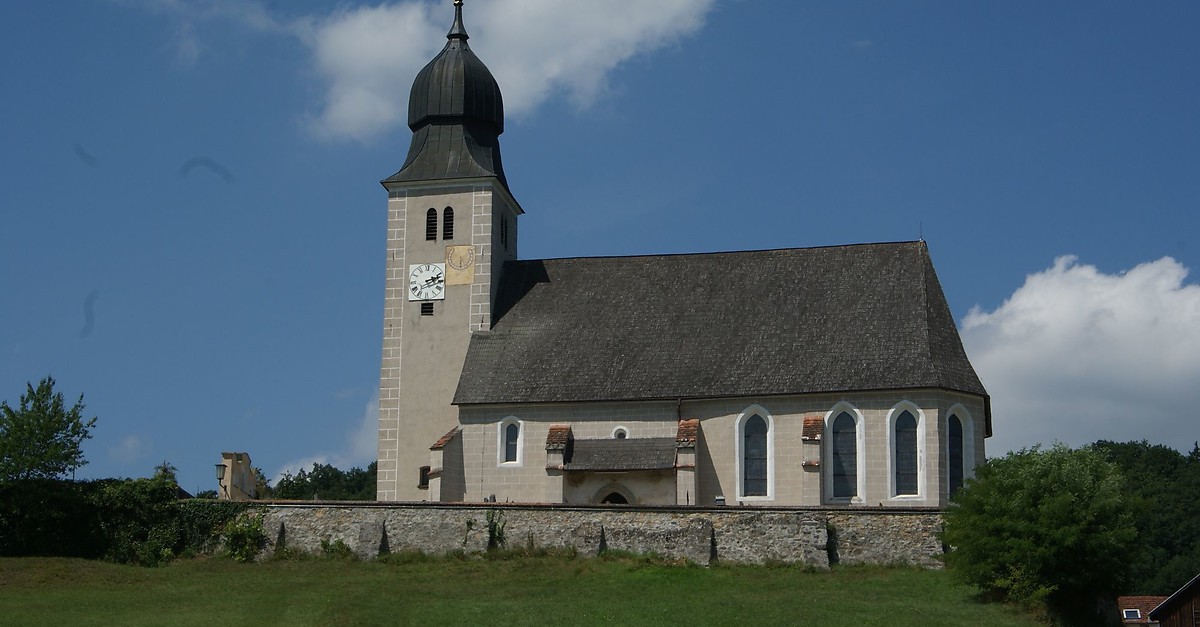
831, 411, 858, 499
894, 410, 918, 496
443, 207, 454, 240
948, 414, 964, 496
742, 414, 768, 497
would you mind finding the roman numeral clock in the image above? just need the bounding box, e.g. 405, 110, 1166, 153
408, 263, 445, 301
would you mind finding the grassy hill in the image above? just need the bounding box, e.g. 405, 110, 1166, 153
0, 554, 1040, 626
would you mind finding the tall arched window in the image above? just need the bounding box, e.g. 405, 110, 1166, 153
894, 411, 918, 496
831, 411, 857, 499
736, 406, 773, 500
497, 417, 523, 466
948, 414, 964, 496
504, 423, 518, 463
742, 415, 768, 497
425, 208, 438, 241
442, 207, 454, 240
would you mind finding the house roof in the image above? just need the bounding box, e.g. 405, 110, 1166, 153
1118, 596, 1167, 623
430, 426, 462, 451
564, 438, 678, 472
1149, 572, 1200, 621
454, 241, 989, 430
676, 419, 699, 447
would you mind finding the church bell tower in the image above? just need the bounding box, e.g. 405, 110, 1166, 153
376, 0, 522, 501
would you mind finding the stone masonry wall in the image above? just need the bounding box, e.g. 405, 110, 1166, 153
257, 503, 943, 568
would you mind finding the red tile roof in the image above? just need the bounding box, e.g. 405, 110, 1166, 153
545, 424, 571, 450
429, 426, 462, 451
802, 415, 823, 440
1117, 595, 1167, 623
676, 419, 699, 446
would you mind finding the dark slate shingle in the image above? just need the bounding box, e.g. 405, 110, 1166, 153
564, 438, 678, 472
454, 241, 987, 421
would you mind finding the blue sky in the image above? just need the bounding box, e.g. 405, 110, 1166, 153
3, 0, 1198, 495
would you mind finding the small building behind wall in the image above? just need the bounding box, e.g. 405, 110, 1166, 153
216, 451, 258, 501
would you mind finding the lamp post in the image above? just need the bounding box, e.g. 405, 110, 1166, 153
215, 463, 227, 499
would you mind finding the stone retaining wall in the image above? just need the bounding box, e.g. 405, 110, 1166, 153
257, 503, 944, 568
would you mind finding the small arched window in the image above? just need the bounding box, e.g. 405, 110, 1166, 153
831, 411, 857, 498
894, 411, 918, 496
442, 207, 454, 240
504, 423, 519, 463
499, 215, 508, 248
742, 415, 768, 497
425, 208, 438, 241
948, 414, 964, 496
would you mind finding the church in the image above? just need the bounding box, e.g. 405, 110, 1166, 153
375, 1, 990, 508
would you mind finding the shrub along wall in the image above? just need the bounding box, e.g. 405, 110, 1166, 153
0, 479, 249, 565
258, 502, 945, 568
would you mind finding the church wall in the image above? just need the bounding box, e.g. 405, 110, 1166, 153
451, 390, 987, 507
457, 401, 680, 503
562, 470, 677, 506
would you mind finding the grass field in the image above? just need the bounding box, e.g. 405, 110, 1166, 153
0, 553, 1040, 626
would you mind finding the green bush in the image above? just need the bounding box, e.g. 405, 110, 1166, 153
943, 444, 1137, 625
0, 477, 249, 565
222, 511, 266, 563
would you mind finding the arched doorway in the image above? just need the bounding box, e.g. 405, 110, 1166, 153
593, 484, 634, 505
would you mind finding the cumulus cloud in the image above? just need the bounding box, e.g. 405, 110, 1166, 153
272, 392, 378, 484
961, 256, 1200, 456
303, 0, 716, 140
122, 0, 715, 140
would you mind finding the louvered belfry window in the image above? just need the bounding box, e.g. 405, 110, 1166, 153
831, 412, 857, 498
743, 414, 768, 496
443, 207, 454, 240
894, 411, 918, 496
425, 208, 438, 241
948, 414, 964, 496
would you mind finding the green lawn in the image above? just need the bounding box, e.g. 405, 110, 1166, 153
0, 554, 1040, 626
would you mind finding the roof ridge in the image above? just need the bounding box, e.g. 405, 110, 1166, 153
520, 240, 925, 264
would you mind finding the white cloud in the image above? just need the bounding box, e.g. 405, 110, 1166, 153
271, 391, 378, 484
122, 0, 716, 140
107, 434, 148, 462
961, 256, 1200, 456
304, 0, 716, 140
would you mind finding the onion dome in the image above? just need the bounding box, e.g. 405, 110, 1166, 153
384, 0, 509, 190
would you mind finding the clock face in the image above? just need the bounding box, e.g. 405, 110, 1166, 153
408, 263, 445, 301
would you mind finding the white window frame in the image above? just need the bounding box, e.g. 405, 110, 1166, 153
497, 416, 524, 466
611, 425, 630, 439
823, 402, 866, 504
946, 403, 977, 491
734, 404, 774, 502
885, 401, 927, 501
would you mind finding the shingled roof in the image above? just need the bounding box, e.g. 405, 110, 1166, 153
454, 241, 988, 427
564, 438, 678, 472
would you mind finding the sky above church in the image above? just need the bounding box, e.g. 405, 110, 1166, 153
3, 0, 1198, 494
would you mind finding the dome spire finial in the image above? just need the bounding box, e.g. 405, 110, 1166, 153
448, 0, 468, 41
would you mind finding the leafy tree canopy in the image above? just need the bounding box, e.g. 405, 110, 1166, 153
943, 443, 1138, 625
1091, 439, 1200, 595
274, 461, 376, 501
0, 376, 97, 481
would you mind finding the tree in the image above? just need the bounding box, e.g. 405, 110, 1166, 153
942, 444, 1139, 625
274, 461, 376, 500
0, 377, 97, 481
1092, 439, 1200, 595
